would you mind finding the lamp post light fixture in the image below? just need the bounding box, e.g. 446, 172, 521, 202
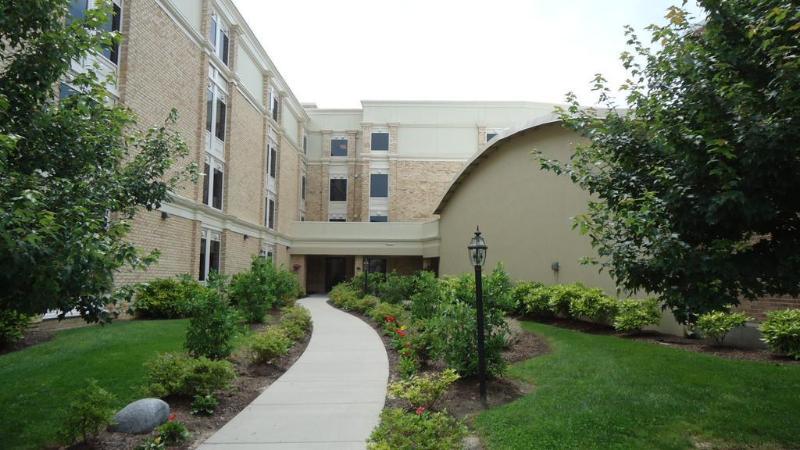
467, 226, 488, 407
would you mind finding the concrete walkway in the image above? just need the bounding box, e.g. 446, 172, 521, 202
198, 295, 388, 450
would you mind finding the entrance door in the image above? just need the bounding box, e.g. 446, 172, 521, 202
325, 257, 347, 292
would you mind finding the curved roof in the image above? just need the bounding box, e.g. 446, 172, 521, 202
434, 114, 563, 214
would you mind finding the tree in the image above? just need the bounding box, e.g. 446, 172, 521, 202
0, 0, 195, 322
541, 0, 800, 323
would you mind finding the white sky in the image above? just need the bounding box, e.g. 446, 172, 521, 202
232, 0, 702, 109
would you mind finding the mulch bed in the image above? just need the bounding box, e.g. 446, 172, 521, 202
535, 316, 800, 365
81, 319, 312, 450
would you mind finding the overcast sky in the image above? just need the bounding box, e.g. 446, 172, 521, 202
232, 0, 702, 109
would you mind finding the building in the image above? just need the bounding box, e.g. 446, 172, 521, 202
66, 0, 796, 330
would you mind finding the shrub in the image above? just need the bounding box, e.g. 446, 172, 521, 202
697, 310, 752, 345
272, 266, 302, 306
0, 309, 30, 347
350, 271, 386, 297
569, 288, 618, 323
398, 351, 420, 379
191, 394, 218, 416
367, 408, 468, 450
410, 271, 442, 320
145, 352, 235, 398
228, 258, 277, 323
136, 436, 166, 450
58, 379, 117, 445
428, 301, 507, 377
248, 326, 293, 364
281, 305, 312, 340
388, 369, 459, 409
547, 284, 586, 317
760, 309, 800, 359
519, 284, 554, 318
329, 283, 360, 310
369, 302, 407, 325
157, 420, 190, 446
132, 275, 208, 319
485, 263, 515, 313
379, 271, 417, 304
511, 281, 544, 315
613, 299, 661, 333
352, 295, 380, 314
185, 288, 240, 359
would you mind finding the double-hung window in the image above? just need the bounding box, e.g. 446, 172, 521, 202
199, 229, 221, 281
331, 138, 347, 157
209, 13, 230, 66
265, 196, 276, 229
202, 156, 224, 210
371, 131, 389, 151
269, 145, 278, 179
269, 86, 280, 122
301, 176, 306, 201
370, 173, 388, 198
69, 0, 122, 65
330, 179, 347, 202
206, 66, 228, 156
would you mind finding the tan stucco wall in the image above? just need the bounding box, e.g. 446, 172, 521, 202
438, 124, 617, 292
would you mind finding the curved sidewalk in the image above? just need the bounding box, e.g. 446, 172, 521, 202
198, 295, 388, 450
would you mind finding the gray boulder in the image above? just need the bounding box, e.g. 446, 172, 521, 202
109, 398, 170, 434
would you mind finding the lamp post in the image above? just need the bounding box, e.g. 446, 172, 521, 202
467, 226, 488, 407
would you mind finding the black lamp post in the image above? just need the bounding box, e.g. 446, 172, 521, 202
467, 226, 488, 407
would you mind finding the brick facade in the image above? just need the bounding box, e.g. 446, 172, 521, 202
390, 161, 464, 221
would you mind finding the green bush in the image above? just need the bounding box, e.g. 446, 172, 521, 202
367, 408, 468, 450
547, 284, 586, 317
511, 281, 544, 315
368, 302, 407, 324
485, 263, 515, 313
379, 271, 417, 304
185, 287, 240, 359
329, 283, 360, 310
569, 288, 618, 323
519, 284, 554, 318
145, 352, 236, 398
351, 295, 380, 314
281, 305, 312, 340
191, 393, 218, 416
229, 258, 277, 323
0, 309, 30, 347
410, 271, 443, 320
248, 326, 293, 364
398, 350, 420, 379
760, 309, 800, 359
132, 275, 208, 319
387, 369, 459, 409
697, 310, 751, 345
272, 265, 303, 306
428, 300, 508, 377
136, 436, 166, 450
58, 379, 116, 445
350, 271, 386, 297
157, 420, 190, 446
613, 299, 661, 333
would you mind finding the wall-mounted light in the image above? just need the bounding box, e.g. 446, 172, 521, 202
551, 261, 560, 272
160, 211, 169, 220
243, 234, 249, 240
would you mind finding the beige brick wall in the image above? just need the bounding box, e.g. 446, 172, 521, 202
737, 296, 800, 321
221, 230, 260, 275
118, 0, 205, 201
277, 137, 301, 231
226, 90, 266, 226
390, 160, 464, 221
116, 210, 198, 285
304, 164, 324, 221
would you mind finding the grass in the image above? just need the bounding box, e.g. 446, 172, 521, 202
476, 322, 800, 450
0, 320, 188, 450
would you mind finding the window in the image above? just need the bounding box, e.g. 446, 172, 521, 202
329, 218, 346, 222
199, 230, 221, 281
303, 135, 308, 154
269, 146, 277, 178
59, 83, 78, 100
69, 0, 87, 22
206, 84, 227, 143
371, 132, 389, 151
209, 13, 229, 66
202, 158, 224, 210
301, 176, 306, 201
101, 1, 122, 64
266, 197, 275, 229
269, 88, 280, 121
330, 139, 347, 157
486, 133, 498, 142
370, 173, 388, 198
330, 179, 347, 202
260, 245, 275, 262
370, 215, 388, 223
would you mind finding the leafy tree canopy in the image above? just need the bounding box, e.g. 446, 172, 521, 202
0, 0, 195, 322
542, 0, 800, 323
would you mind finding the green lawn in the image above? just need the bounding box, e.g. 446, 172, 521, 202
476, 322, 800, 450
0, 320, 188, 450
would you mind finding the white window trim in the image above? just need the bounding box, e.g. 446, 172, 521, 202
206, 66, 228, 159
370, 126, 389, 152
203, 154, 225, 210
265, 193, 277, 230
200, 228, 221, 281
209, 11, 229, 65
330, 135, 348, 158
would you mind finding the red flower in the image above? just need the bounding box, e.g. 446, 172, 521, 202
395, 329, 407, 337
416, 406, 426, 415
384, 315, 396, 323
168, 413, 176, 422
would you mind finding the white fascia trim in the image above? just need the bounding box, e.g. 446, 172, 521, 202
160, 195, 291, 246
